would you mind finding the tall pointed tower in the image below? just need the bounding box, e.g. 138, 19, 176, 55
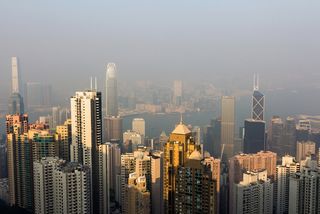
252, 74, 265, 121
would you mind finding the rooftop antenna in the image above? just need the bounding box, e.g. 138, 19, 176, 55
94, 77, 97, 90
90, 77, 93, 90
253, 73, 259, 91
180, 112, 183, 124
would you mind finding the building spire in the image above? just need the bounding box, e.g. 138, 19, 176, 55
180, 112, 183, 124
253, 73, 259, 91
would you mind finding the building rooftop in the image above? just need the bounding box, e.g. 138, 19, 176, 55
172, 122, 191, 135
189, 150, 202, 161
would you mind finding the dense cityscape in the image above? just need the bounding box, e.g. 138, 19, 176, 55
0, 57, 319, 214
1, 1, 320, 213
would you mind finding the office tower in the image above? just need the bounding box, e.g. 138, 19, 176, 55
6, 114, 34, 210
268, 116, 284, 158
211, 118, 221, 158
104, 116, 123, 142
283, 117, 297, 156
275, 156, 300, 214
151, 151, 163, 214
175, 151, 216, 214
243, 119, 265, 154
173, 80, 182, 106
32, 132, 57, 161
33, 157, 65, 214
70, 90, 102, 214
9, 57, 24, 115
233, 170, 273, 214
8, 93, 24, 115
51, 106, 63, 128
124, 174, 150, 214
123, 130, 143, 152
203, 125, 214, 156
132, 118, 146, 137
221, 96, 235, 161
296, 141, 316, 162
25, 82, 52, 109
163, 120, 199, 213
11, 57, 21, 94
288, 166, 320, 214
53, 162, 92, 214
251, 74, 265, 121
228, 151, 277, 214
55, 119, 72, 162
203, 157, 221, 214
106, 63, 118, 117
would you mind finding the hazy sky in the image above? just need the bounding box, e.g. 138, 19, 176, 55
1, 0, 320, 104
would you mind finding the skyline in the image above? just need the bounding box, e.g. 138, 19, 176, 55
1, 1, 320, 105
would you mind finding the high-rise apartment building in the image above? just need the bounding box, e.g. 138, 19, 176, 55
243, 119, 265, 154
275, 155, 300, 214
229, 151, 277, 214
6, 114, 33, 210
53, 162, 92, 214
203, 157, 221, 214
32, 132, 57, 161
70, 90, 102, 214
124, 174, 150, 214
106, 63, 118, 117
296, 141, 316, 162
175, 151, 216, 213
221, 96, 235, 161
33, 157, 65, 214
233, 170, 273, 214
151, 151, 163, 214
288, 165, 320, 214
55, 119, 72, 162
163, 120, 199, 213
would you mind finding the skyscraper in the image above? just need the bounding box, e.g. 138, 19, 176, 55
163, 120, 199, 213
9, 57, 24, 115
175, 151, 216, 214
132, 118, 146, 137
251, 74, 265, 121
104, 116, 123, 143
173, 80, 182, 106
221, 96, 235, 161
275, 155, 300, 214
11, 57, 21, 94
106, 63, 118, 117
243, 119, 266, 154
70, 90, 102, 214
296, 141, 316, 162
6, 114, 33, 210
233, 170, 273, 214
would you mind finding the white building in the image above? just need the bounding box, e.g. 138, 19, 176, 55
296, 141, 316, 162
34, 158, 92, 214
132, 118, 146, 137
123, 130, 143, 152
288, 166, 320, 214
275, 155, 300, 214
234, 170, 273, 214
151, 151, 163, 214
